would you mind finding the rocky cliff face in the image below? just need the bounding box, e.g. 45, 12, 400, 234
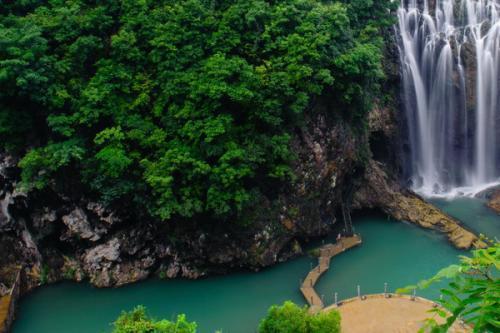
0, 99, 484, 293
0, 105, 367, 290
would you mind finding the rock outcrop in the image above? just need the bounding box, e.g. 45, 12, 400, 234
354, 160, 484, 249
487, 192, 500, 214
61, 208, 103, 242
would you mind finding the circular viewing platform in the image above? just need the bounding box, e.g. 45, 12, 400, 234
323, 294, 471, 333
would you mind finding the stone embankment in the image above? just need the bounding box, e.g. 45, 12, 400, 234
0, 269, 23, 333
354, 160, 485, 249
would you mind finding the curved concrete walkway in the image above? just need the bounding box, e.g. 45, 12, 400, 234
324, 294, 471, 333
299, 236, 471, 332
300, 235, 362, 313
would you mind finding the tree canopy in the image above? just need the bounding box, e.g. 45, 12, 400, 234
0, 0, 395, 223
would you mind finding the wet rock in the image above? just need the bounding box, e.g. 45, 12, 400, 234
486, 190, 500, 214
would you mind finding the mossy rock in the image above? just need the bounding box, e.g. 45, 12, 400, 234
308, 248, 321, 257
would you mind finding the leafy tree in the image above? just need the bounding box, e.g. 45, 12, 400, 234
0, 0, 393, 224
258, 301, 341, 333
340, 0, 398, 31
112, 306, 197, 333
397, 240, 499, 333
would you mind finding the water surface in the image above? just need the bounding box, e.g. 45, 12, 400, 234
12, 200, 498, 333
432, 197, 500, 239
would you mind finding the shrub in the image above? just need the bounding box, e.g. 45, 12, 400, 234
258, 301, 340, 333
112, 306, 197, 333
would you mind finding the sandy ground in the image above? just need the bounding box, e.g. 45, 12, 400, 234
324, 295, 470, 333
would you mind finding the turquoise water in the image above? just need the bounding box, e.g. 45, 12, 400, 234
12, 200, 498, 333
431, 197, 500, 239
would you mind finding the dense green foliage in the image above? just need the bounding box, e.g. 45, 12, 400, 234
112, 302, 340, 333
258, 301, 341, 333
112, 306, 197, 333
398, 241, 500, 333
0, 0, 394, 223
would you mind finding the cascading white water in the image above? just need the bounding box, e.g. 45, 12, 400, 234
398, 0, 500, 197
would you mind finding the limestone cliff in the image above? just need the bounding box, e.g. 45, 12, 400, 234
0, 106, 366, 290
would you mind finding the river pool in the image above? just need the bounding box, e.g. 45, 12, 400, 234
12, 199, 498, 333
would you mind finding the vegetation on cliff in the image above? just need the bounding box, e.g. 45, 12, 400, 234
0, 0, 395, 224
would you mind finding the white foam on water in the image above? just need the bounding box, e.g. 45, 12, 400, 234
413, 180, 500, 199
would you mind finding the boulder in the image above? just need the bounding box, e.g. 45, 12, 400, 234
0, 283, 9, 296
82, 238, 120, 287
486, 190, 500, 214
61, 208, 102, 242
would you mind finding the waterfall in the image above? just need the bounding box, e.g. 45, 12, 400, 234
398, 0, 500, 197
